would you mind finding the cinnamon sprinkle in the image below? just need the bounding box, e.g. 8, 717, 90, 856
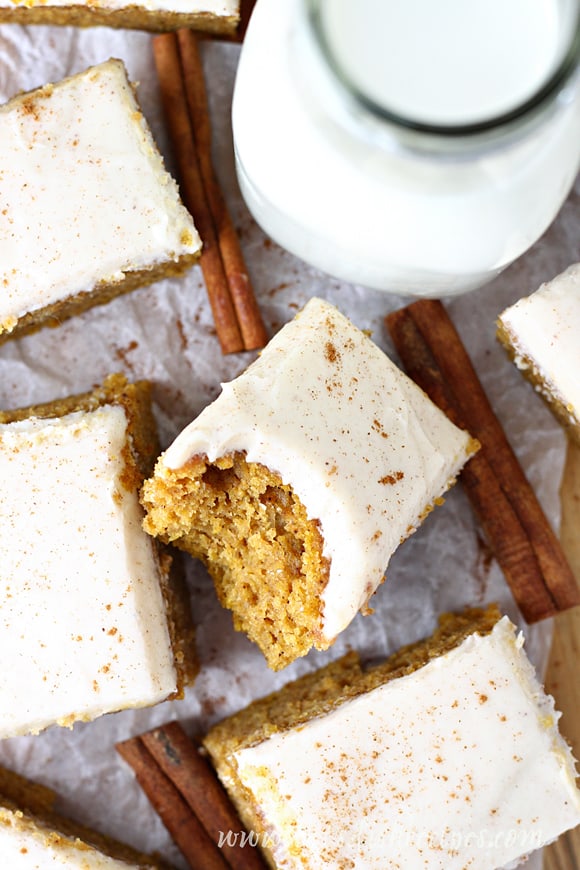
386, 299, 579, 623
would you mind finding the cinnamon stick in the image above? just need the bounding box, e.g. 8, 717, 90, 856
177, 29, 268, 351
236, 0, 258, 42
117, 725, 268, 870
142, 722, 266, 870
203, 0, 258, 42
177, 30, 268, 350
117, 736, 229, 870
153, 33, 244, 355
386, 299, 579, 623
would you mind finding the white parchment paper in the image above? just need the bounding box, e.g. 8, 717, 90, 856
0, 25, 578, 870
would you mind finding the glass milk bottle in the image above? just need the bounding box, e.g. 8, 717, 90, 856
232, 0, 580, 297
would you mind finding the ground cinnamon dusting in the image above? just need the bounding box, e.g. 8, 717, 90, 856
379, 471, 404, 485
324, 341, 340, 363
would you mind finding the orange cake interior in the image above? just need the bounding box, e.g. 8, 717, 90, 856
143, 452, 330, 671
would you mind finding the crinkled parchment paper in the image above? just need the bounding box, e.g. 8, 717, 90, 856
0, 25, 578, 869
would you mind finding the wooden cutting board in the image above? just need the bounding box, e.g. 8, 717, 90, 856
544, 439, 580, 870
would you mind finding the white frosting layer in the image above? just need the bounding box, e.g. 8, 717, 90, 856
160, 298, 474, 641
498, 263, 580, 427
0, 809, 142, 869
234, 617, 580, 869
0, 59, 200, 334
0, 404, 177, 738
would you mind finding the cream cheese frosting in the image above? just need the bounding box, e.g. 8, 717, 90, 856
0, 808, 145, 869
498, 263, 580, 429
160, 297, 477, 641
0, 59, 200, 334
0, 404, 177, 738
233, 617, 580, 870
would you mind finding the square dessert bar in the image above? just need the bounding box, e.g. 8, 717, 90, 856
0, 765, 165, 868
497, 263, 580, 443
0, 59, 201, 343
142, 298, 478, 669
0, 0, 238, 32
204, 606, 580, 870
0, 374, 196, 738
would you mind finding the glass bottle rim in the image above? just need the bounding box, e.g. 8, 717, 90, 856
306, 0, 580, 140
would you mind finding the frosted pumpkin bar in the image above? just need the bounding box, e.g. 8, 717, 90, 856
0, 374, 196, 739
0, 0, 238, 35
204, 605, 580, 870
142, 298, 478, 669
0, 765, 165, 868
497, 263, 580, 443
0, 59, 201, 343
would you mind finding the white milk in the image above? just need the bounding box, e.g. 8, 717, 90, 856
233, 0, 580, 296
318, 0, 564, 125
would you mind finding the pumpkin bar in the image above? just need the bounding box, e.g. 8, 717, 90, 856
497, 263, 580, 443
0, 764, 167, 868
0, 374, 197, 738
0, 59, 201, 343
0, 0, 238, 35
142, 298, 478, 669
204, 605, 580, 869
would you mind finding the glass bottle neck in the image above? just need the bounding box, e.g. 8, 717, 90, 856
305, 0, 580, 149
